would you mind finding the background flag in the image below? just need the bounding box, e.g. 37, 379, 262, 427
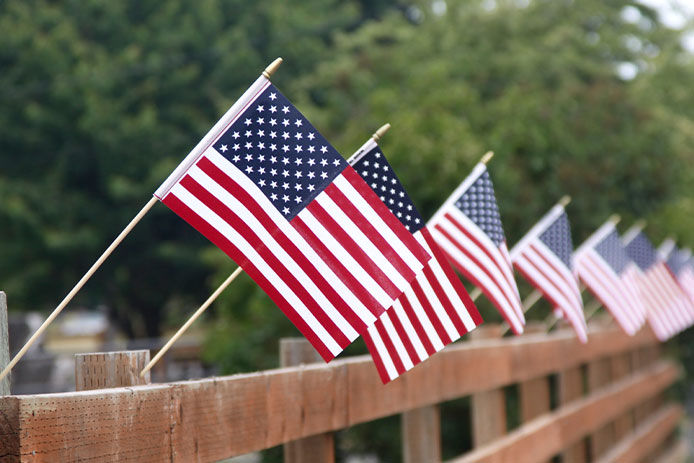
428, 162, 525, 334
510, 203, 587, 342
154, 76, 430, 361
663, 246, 694, 306
623, 230, 693, 338
348, 138, 482, 383
573, 221, 646, 336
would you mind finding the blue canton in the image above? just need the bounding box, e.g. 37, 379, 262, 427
350, 146, 424, 233
539, 212, 574, 268
213, 84, 346, 220
666, 247, 686, 276
623, 232, 657, 272
454, 170, 505, 246
594, 230, 629, 276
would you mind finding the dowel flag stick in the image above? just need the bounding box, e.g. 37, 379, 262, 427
470, 287, 482, 302
139, 58, 285, 377
140, 266, 243, 377
0, 196, 158, 383
480, 151, 494, 165
372, 123, 391, 142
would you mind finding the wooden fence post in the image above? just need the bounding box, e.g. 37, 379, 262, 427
519, 323, 550, 423
558, 366, 586, 463
470, 325, 507, 447
402, 404, 441, 463
587, 357, 614, 459
610, 352, 633, 439
0, 292, 9, 396
74, 350, 151, 391
281, 338, 335, 463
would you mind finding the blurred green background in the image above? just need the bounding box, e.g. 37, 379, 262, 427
1, 0, 693, 460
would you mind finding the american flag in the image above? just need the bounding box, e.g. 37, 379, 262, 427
510, 204, 587, 342
154, 76, 430, 361
660, 241, 694, 320
428, 163, 525, 334
348, 138, 482, 383
622, 229, 692, 339
573, 221, 646, 335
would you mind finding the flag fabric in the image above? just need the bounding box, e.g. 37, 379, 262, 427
428, 163, 525, 334
622, 229, 693, 339
573, 221, 646, 335
348, 138, 483, 383
660, 242, 694, 312
154, 75, 430, 361
510, 204, 587, 342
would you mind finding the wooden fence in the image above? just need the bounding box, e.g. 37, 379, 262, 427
0, 295, 687, 462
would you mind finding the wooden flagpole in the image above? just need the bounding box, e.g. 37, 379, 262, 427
0, 197, 158, 383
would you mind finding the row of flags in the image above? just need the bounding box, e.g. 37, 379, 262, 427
152, 68, 694, 383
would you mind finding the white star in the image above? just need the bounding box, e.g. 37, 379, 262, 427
269, 131, 277, 138
244, 118, 252, 126
232, 144, 240, 151
282, 119, 290, 127
220, 144, 228, 152
282, 132, 290, 140
294, 196, 302, 203
308, 133, 315, 140
399, 191, 405, 197
232, 154, 240, 162
320, 171, 328, 179
389, 198, 394, 204
407, 204, 412, 210
308, 158, 315, 166
295, 132, 303, 140
375, 152, 381, 158
295, 145, 303, 153
295, 171, 303, 178
282, 182, 290, 190
383, 166, 389, 171
282, 157, 290, 165
374, 163, 380, 169
415, 218, 420, 224
245, 142, 253, 150
372, 172, 379, 178
256, 117, 264, 125
391, 178, 397, 184
398, 201, 403, 207
282, 145, 289, 153
245, 166, 254, 174
332, 159, 340, 166
257, 142, 265, 149
256, 105, 264, 112
397, 212, 402, 218
245, 130, 252, 137
270, 181, 277, 188
406, 215, 411, 221
363, 161, 370, 166
307, 171, 315, 179
258, 155, 265, 162
294, 119, 302, 127
257, 129, 264, 137
270, 156, 277, 163
283, 207, 290, 214
320, 159, 328, 167
282, 194, 290, 202
258, 167, 265, 174
269, 118, 277, 126
294, 158, 303, 166
259, 179, 266, 187
320, 146, 328, 154
308, 184, 315, 192
269, 93, 277, 100
308, 146, 315, 153
269, 105, 277, 113
245, 153, 253, 161
270, 168, 277, 176
406, 225, 410, 231
390, 188, 396, 194
232, 131, 240, 139
382, 175, 388, 181
270, 193, 278, 200
380, 196, 385, 201
282, 106, 290, 114
282, 170, 290, 177
380, 185, 386, 191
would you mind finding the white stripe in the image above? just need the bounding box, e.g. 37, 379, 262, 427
188, 166, 359, 341
381, 316, 414, 371
367, 326, 398, 381
401, 285, 445, 351
170, 183, 342, 356
523, 245, 583, 314
316, 193, 409, 290
205, 149, 376, 327
391, 300, 429, 362
415, 268, 460, 341
431, 226, 524, 334
416, 232, 477, 331
297, 207, 394, 309
333, 175, 425, 273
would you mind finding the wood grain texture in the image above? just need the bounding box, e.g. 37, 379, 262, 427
0, 324, 663, 462
558, 366, 586, 463
587, 357, 614, 459
448, 361, 678, 463
470, 326, 506, 447
74, 351, 151, 391
402, 405, 441, 463
594, 404, 682, 463
0, 292, 9, 396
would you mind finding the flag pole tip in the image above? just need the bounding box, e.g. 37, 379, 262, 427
372, 123, 391, 142
609, 214, 621, 225
558, 195, 571, 207
481, 151, 494, 165
633, 219, 647, 231
263, 57, 283, 79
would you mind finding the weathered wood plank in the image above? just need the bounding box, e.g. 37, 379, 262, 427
0, 324, 659, 462
74, 351, 151, 391
594, 404, 682, 463
587, 357, 614, 459
1, 292, 9, 396
471, 325, 507, 447
558, 366, 586, 463
402, 405, 441, 463
448, 361, 678, 463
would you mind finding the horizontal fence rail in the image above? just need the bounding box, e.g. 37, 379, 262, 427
1, 321, 685, 463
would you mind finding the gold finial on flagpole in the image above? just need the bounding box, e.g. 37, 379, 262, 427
609, 214, 621, 225
372, 123, 391, 142
480, 151, 494, 165
558, 195, 571, 208
262, 57, 283, 79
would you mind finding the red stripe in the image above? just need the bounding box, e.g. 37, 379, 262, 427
342, 167, 430, 263
409, 278, 452, 345
162, 192, 334, 361
291, 215, 384, 317
421, 227, 482, 327
434, 223, 522, 334
197, 156, 368, 334
374, 322, 406, 377
398, 296, 437, 356
180, 175, 351, 350
445, 213, 521, 313
523, 247, 582, 316
326, 182, 417, 283
578, 257, 637, 332
387, 311, 420, 364
362, 331, 392, 384
306, 199, 401, 299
